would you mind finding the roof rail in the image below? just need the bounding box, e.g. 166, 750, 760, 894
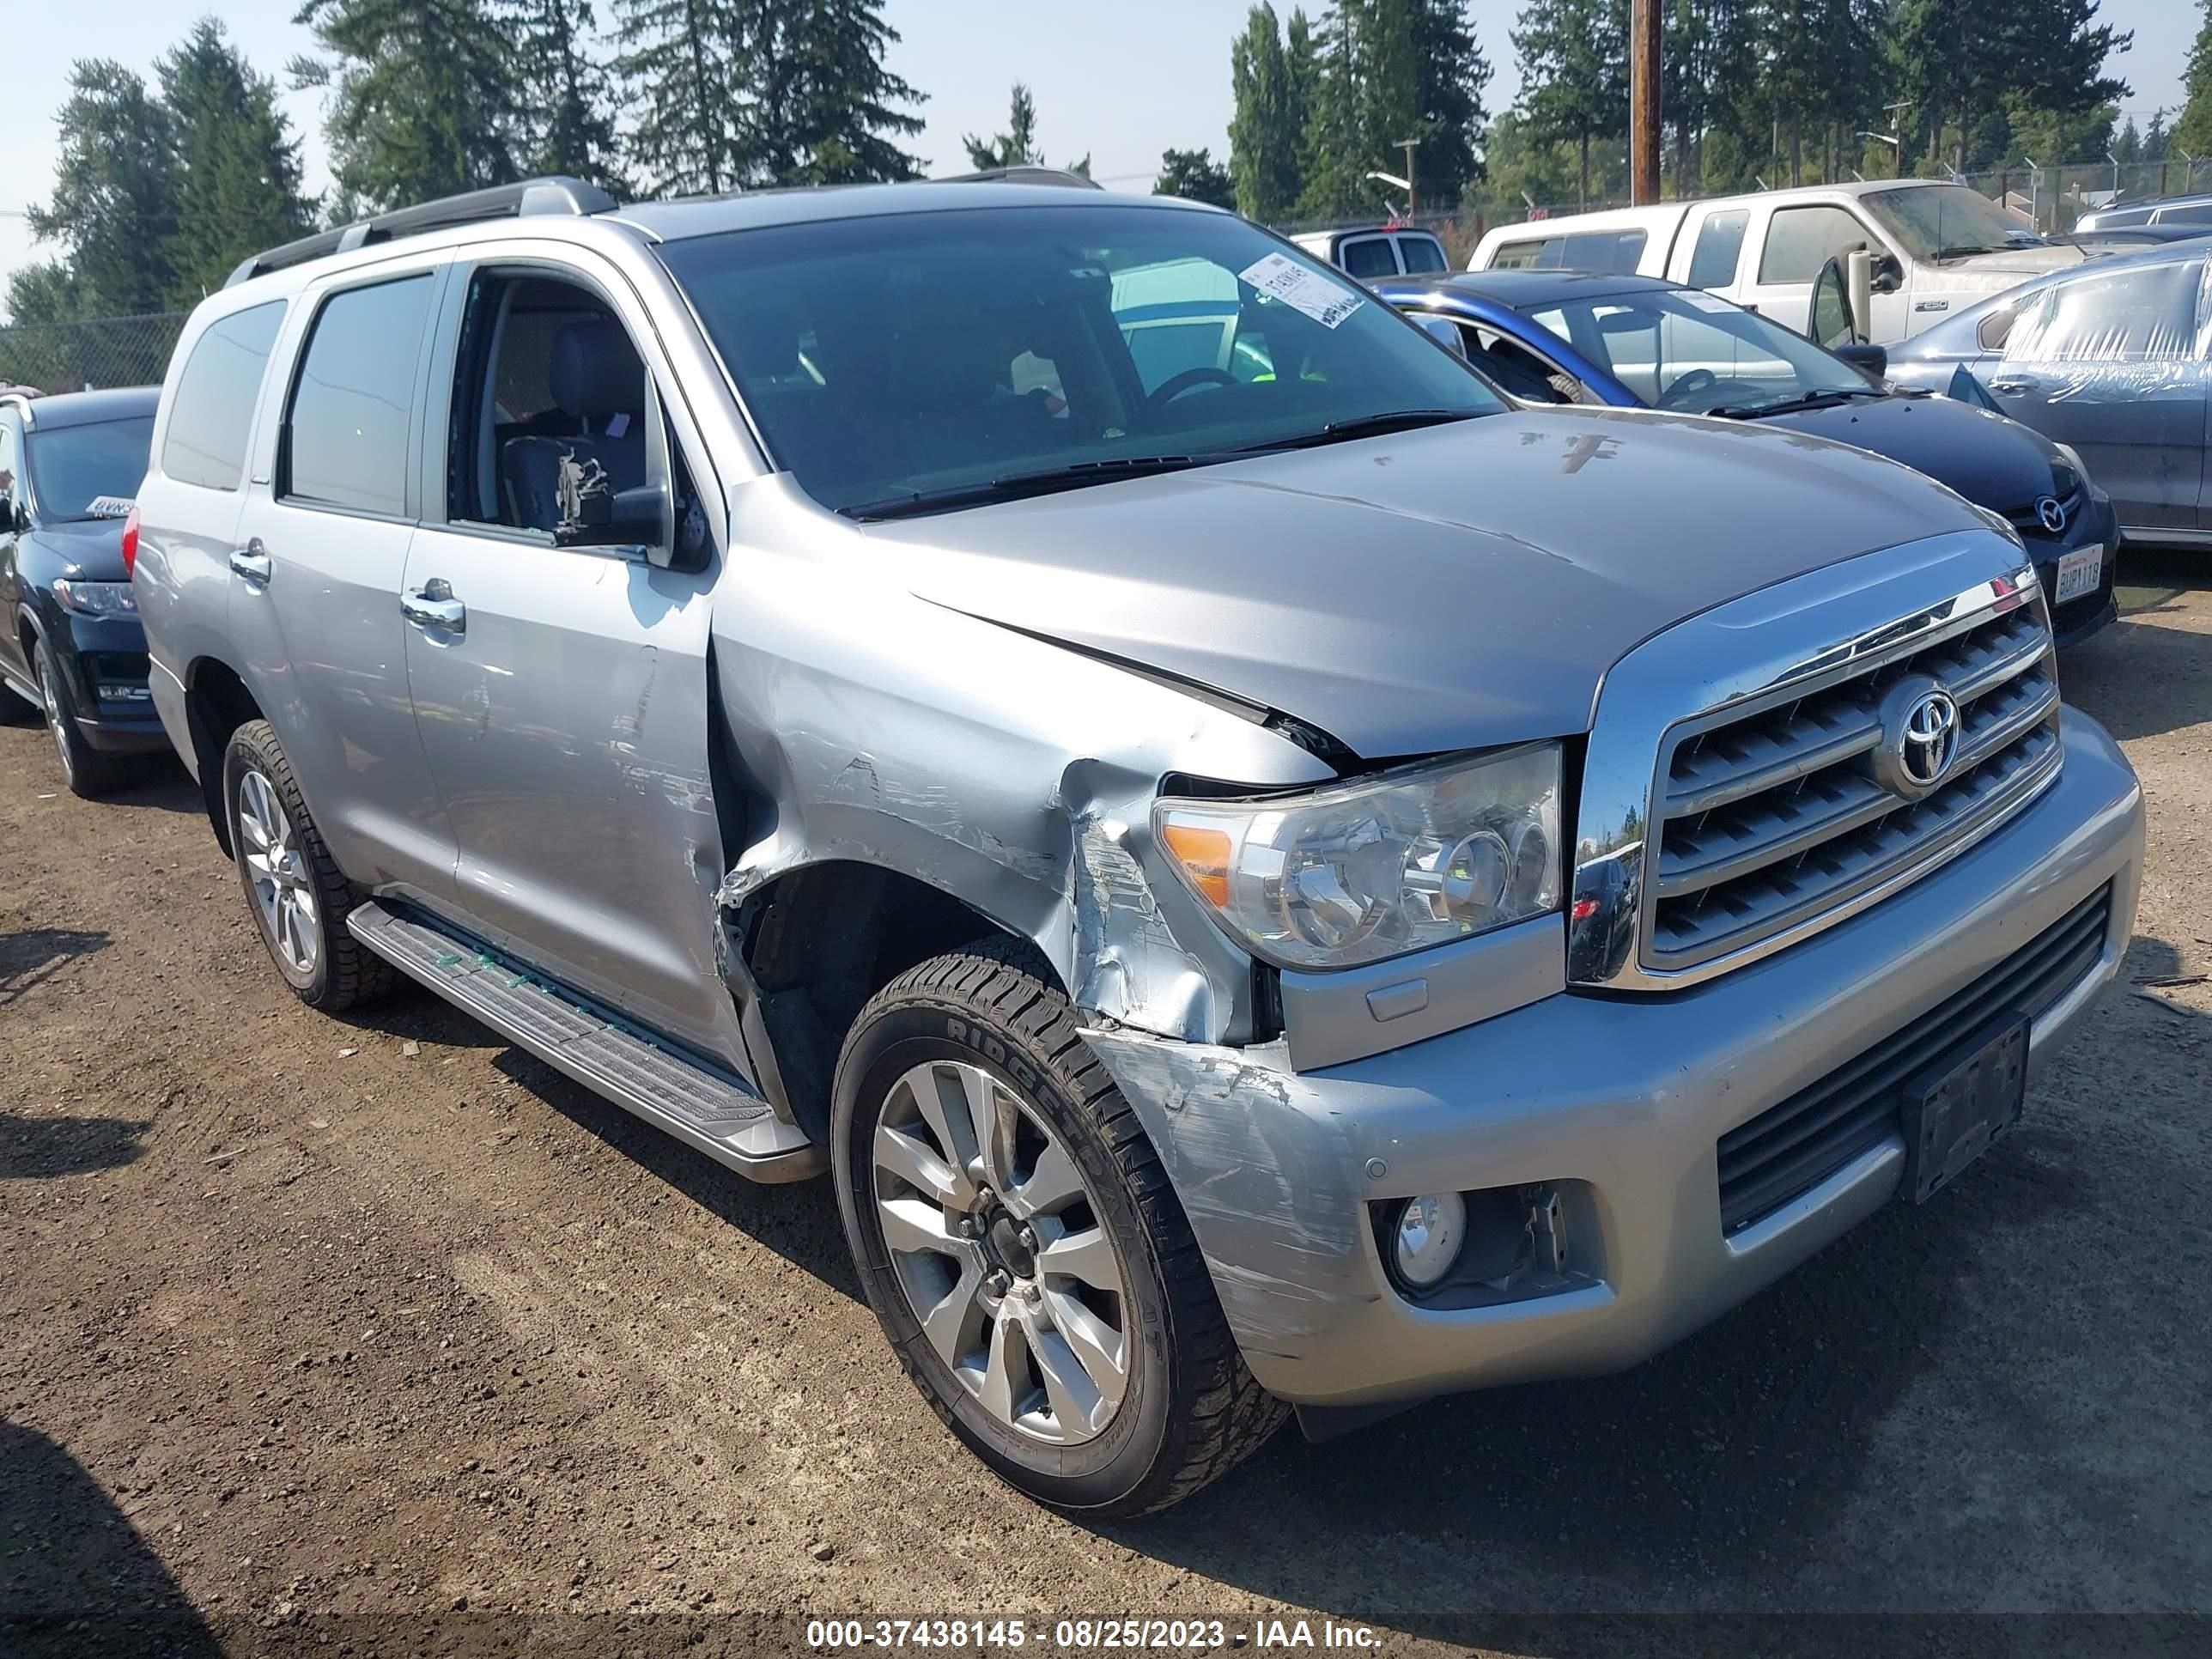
934, 167, 1103, 191
223, 176, 621, 289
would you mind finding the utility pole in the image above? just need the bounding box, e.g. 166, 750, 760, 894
1881, 101, 1912, 176
1630, 0, 1661, 204
1399, 137, 1420, 216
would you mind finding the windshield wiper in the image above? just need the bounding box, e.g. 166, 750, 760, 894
1235, 407, 1482, 453
838, 454, 1204, 520
1931, 244, 1998, 259
1704, 387, 1886, 419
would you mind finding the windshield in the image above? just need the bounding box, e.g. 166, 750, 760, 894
657, 204, 1502, 515
1864, 185, 2029, 260
1522, 288, 1873, 415
24, 416, 154, 521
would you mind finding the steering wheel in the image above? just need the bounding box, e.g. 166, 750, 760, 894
1656, 368, 1720, 410
1147, 366, 1238, 405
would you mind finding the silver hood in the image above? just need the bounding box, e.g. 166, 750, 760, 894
865, 407, 1997, 759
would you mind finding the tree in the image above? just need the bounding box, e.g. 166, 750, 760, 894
503, 0, 626, 190
1512, 0, 1626, 206
750, 0, 927, 185
292, 0, 521, 211
2007, 0, 2130, 169
1155, 148, 1237, 207
25, 61, 179, 316
2182, 1, 2212, 157
1229, 4, 1309, 221
613, 0, 755, 196
159, 20, 316, 303
963, 82, 1041, 169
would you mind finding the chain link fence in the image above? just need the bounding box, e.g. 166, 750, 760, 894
0, 311, 187, 396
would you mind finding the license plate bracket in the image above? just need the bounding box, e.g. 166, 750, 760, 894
1900, 1016, 2030, 1205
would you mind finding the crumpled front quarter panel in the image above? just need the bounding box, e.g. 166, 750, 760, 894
707, 477, 1336, 1044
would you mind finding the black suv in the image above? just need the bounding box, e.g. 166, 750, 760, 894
0, 386, 168, 795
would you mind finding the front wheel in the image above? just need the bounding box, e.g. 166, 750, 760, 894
35, 636, 126, 799
222, 719, 396, 1012
832, 946, 1285, 1516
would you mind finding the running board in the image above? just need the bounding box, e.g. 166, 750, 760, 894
346, 900, 823, 1183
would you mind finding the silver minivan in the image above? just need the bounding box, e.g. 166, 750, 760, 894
133, 177, 2142, 1516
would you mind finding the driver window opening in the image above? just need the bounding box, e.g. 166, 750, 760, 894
449, 272, 697, 541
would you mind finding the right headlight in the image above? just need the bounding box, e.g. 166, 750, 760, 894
1154, 744, 1563, 972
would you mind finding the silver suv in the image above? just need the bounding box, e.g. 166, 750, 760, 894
134, 177, 2143, 1516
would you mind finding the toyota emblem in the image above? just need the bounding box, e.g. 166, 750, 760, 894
2035, 495, 2068, 534
1872, 677, 1962, 798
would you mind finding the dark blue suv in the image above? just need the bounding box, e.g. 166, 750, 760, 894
0, 386, 168, 796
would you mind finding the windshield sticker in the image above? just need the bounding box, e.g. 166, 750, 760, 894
1238, 253, 1364, 329
84, 495, 136, 519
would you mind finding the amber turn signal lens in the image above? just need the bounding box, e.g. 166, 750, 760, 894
1160, 823, 1233, 908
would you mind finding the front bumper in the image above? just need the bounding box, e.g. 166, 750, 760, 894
1085, 707, 2142, 1407
59, 612, 168, 755
2030, 493, 2120, 649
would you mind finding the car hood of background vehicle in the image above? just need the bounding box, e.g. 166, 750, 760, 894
867, 408, 1996, 759
28, 518, 129, 581
1929, 245, 2091, 295
1755, 393, 2059, 521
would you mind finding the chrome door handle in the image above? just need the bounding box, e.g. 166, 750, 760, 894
401, 579, 465, 635
1986, 377, 2036, 395
229, 541, 271, 584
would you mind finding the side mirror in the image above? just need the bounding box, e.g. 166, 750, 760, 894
1411, 313, 1468, 360
553, 453, 670, 558
1833, 342, 1888, 380
1870, 253, 1903, 295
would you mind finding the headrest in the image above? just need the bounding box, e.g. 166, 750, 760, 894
550, 319, 645, 420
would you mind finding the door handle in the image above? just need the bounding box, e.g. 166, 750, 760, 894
401, 578, 465, 635
1986, 377, 2037, 395
229, 540, 271, 584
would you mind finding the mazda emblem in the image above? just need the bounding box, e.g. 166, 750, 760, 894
2035, 495, 2067, 534
1872, 676, 1962, 799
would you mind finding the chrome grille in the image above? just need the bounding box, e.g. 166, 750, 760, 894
1646, 599, 2061, 973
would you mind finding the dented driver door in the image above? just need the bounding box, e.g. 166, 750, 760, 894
397, 253, 748, 1069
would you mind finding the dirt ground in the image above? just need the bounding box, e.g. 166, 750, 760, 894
3, 557, 2209, 1659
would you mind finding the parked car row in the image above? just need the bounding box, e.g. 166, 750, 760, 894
10, 176, 2150, 1522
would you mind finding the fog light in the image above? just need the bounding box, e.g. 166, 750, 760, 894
1391, 1193, 1466, 1289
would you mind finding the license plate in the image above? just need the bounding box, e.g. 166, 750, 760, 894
1900, 1018, 2029, 1205
2054, 544, 2103, 604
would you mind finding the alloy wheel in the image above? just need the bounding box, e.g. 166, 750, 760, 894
872, 1059, 1133, 1445
236, 768, 319, 976
38, 659, 73, 785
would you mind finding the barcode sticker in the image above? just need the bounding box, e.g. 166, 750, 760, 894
1238, 253, 1365, 329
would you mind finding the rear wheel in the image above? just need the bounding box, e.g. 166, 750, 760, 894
222, 719, 397, 1012
832, 947, 1285, 1516
34, 635, 126, 799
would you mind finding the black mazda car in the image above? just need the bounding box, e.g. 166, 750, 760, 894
0, 386, 167, 795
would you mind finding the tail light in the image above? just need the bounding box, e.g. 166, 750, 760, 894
121, 505, 140, 577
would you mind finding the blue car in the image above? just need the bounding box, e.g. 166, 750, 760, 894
0, 386, 167, 795
1375, 270, 2119, 647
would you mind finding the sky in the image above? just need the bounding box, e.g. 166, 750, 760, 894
1, 0, 2196, 309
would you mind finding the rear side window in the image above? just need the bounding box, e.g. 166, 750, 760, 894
1759, 206, 1870, 284
2156, 204, 2212, 227
283, 276, 435, 515
1570, 229, 1647, 273
1487, 237, 1556, 270
1396, 235, 1449, 275
1685, 210, 1749, 288
1339, 238, 1400, 278
2002, 260, 2203, 364
161, 301, 285, 491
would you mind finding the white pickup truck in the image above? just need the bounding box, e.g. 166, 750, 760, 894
1469, 180, 2095, 343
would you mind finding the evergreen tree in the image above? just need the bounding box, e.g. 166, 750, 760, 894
2181, 0, 2212, 158
750, 0, 927, 185
1154, 148, 1237, 208
613, 0, 754, 195
1297, 1, 1370, 216
504, 0, 626, 190
1512, 0, 1627, 206
292, 0, 521, 211
1398, 0, 1490, 205
963, 83, 1042, 169
160, 20, 316, 303
2142, 108, 2169, 164
1230, 4, 1308, 221
25, 61, 179, 315
2007, 0, 2130, 166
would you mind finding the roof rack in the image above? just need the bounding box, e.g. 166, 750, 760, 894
223, 176, 620, 289
934, 167, 1103, 191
